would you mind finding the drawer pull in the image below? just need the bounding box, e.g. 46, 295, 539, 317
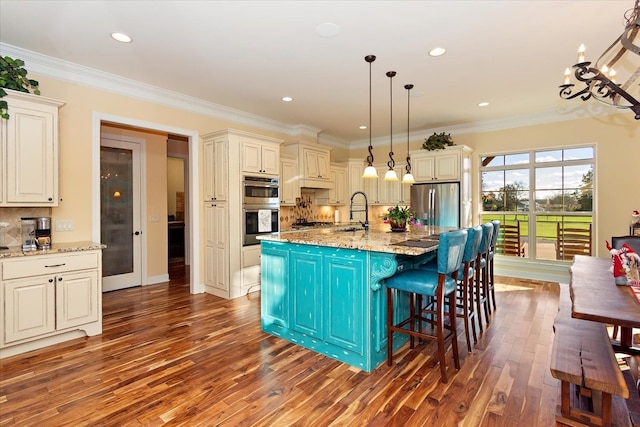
45, 263, 66, 268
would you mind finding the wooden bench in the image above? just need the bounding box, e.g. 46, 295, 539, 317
550, 284, 630, 427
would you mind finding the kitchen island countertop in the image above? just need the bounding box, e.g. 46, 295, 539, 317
259, 224, 454, 256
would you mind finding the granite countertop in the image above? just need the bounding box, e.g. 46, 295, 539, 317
260, 224, 456, 256
0, 241, 106, 259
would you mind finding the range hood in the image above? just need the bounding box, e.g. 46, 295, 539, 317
299, 179, 333, 190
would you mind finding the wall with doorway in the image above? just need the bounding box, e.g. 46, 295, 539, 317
167, 158, 185, 220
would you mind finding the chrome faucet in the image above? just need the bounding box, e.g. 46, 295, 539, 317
349, 191, 369, 231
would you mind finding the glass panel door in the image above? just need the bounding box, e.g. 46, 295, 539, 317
100, 138, 142, 291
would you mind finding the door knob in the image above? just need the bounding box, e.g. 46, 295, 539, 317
134, 231, 141, 236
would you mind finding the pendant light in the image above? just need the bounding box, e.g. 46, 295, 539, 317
362, 55, 378, 179
402, 84, 416, 184
384, 71, 398, 181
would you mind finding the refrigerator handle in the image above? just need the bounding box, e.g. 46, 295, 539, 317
429, 189, 434, 223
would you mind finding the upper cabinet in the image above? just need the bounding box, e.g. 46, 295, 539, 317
325, 163, 348, 205
279, 157, 298, 206
0, 90, 64, 206
412, 145, 471, 182
281, 142, 333, 189
242, 140, 279, 176
203, 135, 228, 201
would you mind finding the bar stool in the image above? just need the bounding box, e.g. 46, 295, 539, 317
488, 220, 500, 314
475, 222, 494, 333
419, 226, 483, 353
386, 229, 468, 383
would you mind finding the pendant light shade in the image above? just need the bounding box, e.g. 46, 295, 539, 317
384, 71, 398, 182
362, 55, 378, 179
402, 84, 416, 184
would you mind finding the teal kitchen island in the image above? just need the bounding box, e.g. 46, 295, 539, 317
259, 225, 450, 372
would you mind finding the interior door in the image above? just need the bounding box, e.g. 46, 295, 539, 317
100, 138, 142, 291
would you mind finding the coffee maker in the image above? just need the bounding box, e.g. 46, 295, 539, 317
21, 217, 52, 251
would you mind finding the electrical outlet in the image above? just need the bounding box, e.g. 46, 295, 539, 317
150, 215, 161, 222
55, 220, 73, 231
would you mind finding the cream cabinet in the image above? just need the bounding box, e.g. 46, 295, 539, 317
0, 250, 102, 357
0, 90, 64, 206
203, 136, 228, 201
279, 158, 298, 206
204, 202, 229, 294
242, 140, 279, 176
302, 147, 330, 180
327, 164, 348, 205
203, 129, 282, 299
412, 146, 465, 182
282, 142, 333, 189
241, 245, 261, 294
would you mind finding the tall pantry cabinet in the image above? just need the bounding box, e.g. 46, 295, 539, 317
202, 129, 282, 299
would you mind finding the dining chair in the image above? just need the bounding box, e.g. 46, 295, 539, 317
475, 222, 494, 333
386, 229, 468, 383
556, 223, 592, 261
496, 222, 524, 257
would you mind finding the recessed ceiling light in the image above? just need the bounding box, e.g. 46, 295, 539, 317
429, 47, 446, 57
281, 96, 293, 102
478, 102, 490, 107
111, 32, 132, 43
315, 22, 340, 38
359, 125, 367, 130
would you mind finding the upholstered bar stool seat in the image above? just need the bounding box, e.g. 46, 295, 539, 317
419, 226, 483, 353
386, 229, 468, 383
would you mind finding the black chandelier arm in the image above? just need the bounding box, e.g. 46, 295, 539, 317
559, 62, 640, 118
405, 155, 412, 173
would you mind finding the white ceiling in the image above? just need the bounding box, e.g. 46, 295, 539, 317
0, 0, 636, 146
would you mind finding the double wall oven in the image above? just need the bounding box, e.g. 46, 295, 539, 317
242, 176, 279, 246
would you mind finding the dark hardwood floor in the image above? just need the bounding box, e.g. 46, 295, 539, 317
0, 263, 565, 426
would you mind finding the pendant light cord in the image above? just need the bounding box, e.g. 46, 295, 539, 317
405, 84, 414, 174
387, 71, 396, 170
365, 55, 376, 166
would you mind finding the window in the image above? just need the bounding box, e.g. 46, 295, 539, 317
480, 146, 594, 261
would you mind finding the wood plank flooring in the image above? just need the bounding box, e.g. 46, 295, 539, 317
0, 263, 564, 426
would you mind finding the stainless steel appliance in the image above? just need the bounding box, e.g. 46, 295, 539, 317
411, 182, 460, 228
243, 176, 279, 205
35, 217, 51, 249
21, 217, 37, 251
243, 207, 279, 246
242, 176, 279, 246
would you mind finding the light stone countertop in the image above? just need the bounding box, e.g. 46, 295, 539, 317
0, 241, 106, 259
260, 224, 457, 256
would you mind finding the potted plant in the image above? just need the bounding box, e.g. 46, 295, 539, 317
422, 132, 455, 151
0, 55, 40, 119
382, 205, 417, 232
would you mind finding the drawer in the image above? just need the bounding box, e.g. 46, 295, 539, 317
2, 252, 99, 280
242, 246, 261, 267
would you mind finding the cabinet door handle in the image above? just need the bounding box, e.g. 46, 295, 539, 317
49, 278, 54, 283
58, 277, 63, 282
45, 263, 66, 268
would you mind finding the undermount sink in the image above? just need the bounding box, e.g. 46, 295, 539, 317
391, 239, 439, 249
335, 226, 362, 232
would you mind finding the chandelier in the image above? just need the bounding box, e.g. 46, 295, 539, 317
559, 0, 640, 119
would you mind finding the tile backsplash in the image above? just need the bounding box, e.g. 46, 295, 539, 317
0, 208, 52, 248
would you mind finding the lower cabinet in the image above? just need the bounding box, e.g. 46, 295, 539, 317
267, 245, 365, 355
0, 250, 102, 357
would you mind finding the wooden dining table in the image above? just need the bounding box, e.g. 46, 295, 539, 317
570, 255, 640, 355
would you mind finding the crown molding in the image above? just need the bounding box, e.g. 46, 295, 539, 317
0, 43, 335, 143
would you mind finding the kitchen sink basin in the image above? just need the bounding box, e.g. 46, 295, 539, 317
336, 226, 362, 232
391, 239, 439, 249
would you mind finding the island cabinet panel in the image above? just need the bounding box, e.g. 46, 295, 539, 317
261, 245, 289, 328
260, 240, 410, 371
324, 254, 365, 354
290, 251, 323, 338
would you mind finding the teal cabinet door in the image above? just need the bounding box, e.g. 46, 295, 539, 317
261, 244, 289, 328
324, 252, 365, 354
290, 250, 323, 338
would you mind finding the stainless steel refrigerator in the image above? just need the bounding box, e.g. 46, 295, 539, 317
411, 182, 460, 228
